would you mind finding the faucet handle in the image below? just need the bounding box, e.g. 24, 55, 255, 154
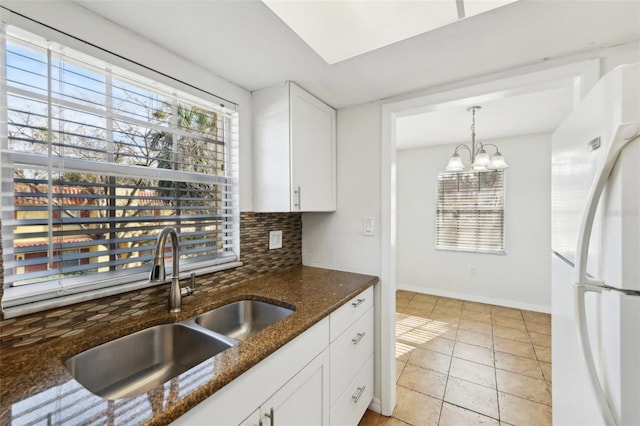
180, 273, 196, 297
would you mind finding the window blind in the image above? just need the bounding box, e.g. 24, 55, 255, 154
436, 170, 505, 254
0, 25, 239, 306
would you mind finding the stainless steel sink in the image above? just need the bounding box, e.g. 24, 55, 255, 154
64, 324, 234, 400
64, 299, 294, 399
194, 300, 295, 341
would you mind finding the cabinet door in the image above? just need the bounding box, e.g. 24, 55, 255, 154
171, 319, 330, 426
261, 349, 330, 426
290, 83, 336, 212
253, 83, 291, 212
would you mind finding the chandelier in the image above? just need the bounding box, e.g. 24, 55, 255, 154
445, 106, 508, 172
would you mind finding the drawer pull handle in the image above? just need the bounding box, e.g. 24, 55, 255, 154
352, 385, 366, 403
352, 298, 365, 308
264, 407, 274, 426
294, 186, 301, 210
352, 332, 366, 345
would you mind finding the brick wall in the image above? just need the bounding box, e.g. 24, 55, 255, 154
0, 212, 302, 351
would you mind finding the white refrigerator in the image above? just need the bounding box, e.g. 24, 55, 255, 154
551, 63, 640, 426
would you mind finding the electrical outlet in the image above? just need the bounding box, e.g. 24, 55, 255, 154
269, 230, 282, 250
470, 266, 477, 277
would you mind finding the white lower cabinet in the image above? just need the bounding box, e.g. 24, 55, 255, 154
242, 349, 330, 426
329, 308, 374, 407
172, 318, 329, 426
172, 287, 374, 426
329, 288, 374, 426
329, 356, 374, 426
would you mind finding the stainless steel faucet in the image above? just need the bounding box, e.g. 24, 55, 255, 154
149, 226, 194, 314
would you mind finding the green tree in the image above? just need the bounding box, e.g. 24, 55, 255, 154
150, 103, 220, 204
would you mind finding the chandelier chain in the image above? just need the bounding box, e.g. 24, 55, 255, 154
469, 105, 478, 137
471, 108, 475, 135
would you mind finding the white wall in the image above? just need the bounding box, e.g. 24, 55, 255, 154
0, 1, 254, 211
397, 134, 552, 312
302, 101, 384, 406
302, 102, 381, 275
303, 44, 639, 273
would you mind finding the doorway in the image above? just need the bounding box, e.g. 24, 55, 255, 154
378, 59, 599, 416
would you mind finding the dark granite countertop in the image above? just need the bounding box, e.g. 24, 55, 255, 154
0, 266, 377, 425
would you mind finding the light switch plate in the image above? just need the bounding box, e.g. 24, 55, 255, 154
269, 230, 283, 249
363, 217, 374, 236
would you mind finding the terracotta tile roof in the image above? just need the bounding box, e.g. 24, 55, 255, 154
14, 183, 92, 206
136, 190, 164, 207
12, 184, 164, 207
14, 237, 94, 248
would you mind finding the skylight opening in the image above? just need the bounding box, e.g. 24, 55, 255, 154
262, 0, 519, 64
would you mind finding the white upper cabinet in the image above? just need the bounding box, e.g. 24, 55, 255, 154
253, 82, 336, 212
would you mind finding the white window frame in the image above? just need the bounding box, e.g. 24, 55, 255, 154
0, 19, 241, 318
435, 170, 506, 255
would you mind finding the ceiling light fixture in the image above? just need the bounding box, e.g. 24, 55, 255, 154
445, 106, 508, 172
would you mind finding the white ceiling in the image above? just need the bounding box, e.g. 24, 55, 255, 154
70, 0, 640, 109
5, 0, 636, 151
395, 85, 575, 150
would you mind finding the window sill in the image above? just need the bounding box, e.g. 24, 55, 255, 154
1, 261, 243, 319
435, 247, 507, 255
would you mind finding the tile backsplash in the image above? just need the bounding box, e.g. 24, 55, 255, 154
0, 212, 302, 352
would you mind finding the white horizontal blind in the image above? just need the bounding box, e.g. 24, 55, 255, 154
436, 170, 505, 253
0, 25, 239, 296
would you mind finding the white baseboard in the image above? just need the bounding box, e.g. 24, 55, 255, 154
397, 283, 551, 314
368, 396, 382, 413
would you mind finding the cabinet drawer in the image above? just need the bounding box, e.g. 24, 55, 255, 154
330, 287, 373, 341
330, 308, 373, 407
329, 355, 374, 426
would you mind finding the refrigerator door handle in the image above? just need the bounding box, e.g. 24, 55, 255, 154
575, 283, 617, 426
574, 123, 639, 426
575, 123, 639, 287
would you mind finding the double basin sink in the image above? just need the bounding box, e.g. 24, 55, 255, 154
64, 300, 295, 400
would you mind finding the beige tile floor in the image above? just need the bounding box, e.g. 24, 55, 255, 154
359, 290, 552, 426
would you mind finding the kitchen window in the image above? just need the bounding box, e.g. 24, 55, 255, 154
0, 24, 239, 316
435, 170, 505, 254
